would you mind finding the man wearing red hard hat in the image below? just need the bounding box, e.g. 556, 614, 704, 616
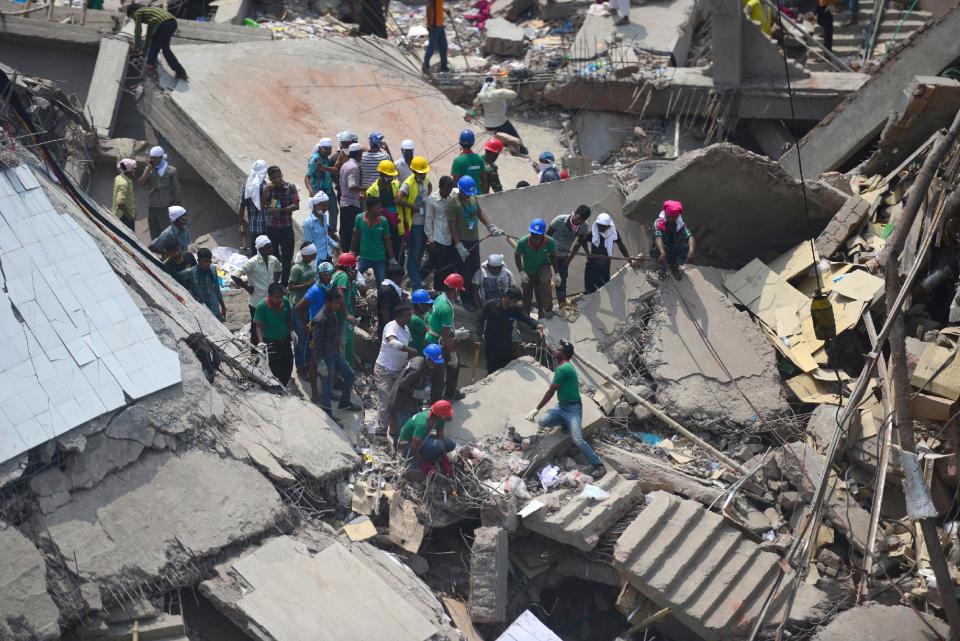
397, 400, 457, 475
481, 138, 504, 195
426, 273, 471, 403
651, 199, 696, 278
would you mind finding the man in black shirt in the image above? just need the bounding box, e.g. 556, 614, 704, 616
476, 287, 544, 375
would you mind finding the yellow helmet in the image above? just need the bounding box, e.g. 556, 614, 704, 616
410, 156, 430, 174
377, 159, 398, 176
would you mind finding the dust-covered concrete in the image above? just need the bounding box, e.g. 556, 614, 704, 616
0, 524, 61, 641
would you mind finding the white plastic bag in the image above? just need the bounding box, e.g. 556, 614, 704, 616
539, 464, 562, 489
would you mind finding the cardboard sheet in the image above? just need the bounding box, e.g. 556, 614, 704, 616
768, 241, 818, 281
343, 516, 377, 542
786, 373, 846, 405
443, 598, 485, 641
831, 269, 884, 302
910, 343, 960, 401
389, 493, 425, 553
495, 610, 563, 641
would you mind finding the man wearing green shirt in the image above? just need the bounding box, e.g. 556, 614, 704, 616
331, 252, 360, 365
126, 3, 187, 80
397, 400, 456, 475
426, 273, 469, 403
526, 340, 605, 477
446, 175, 504, 309
287, 242, 319, 375
450, 130, 487, 195
409, 288, 433, 354
514, 217, 560, 319
254, 283, 296, 386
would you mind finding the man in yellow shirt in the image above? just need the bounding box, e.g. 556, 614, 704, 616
112, 159, 137, 231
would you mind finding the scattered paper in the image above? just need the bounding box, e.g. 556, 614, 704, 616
579, 484, 611, 500
775, 305, 801, 338
518, 499, 545, 518
831, 269, 884, 301
786, 373, 845, 405
343, 515, 377, 541
668, 450, 694, 465
539, 465, 563, 489
388, 493, 425, 553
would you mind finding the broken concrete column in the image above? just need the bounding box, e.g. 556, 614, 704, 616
613, 491, 827, 641
85, 37, 130, 138
469, 527, 508, 624
522, 470, 643, 551
482, 18, 526, 57
775, 442, 873, 553
0, 524, 61, 641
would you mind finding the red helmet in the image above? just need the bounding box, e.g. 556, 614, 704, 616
663, 200, 683, 218
431, 400, 454, 419
443, 273, 466, 291
559, 169, 569, 179
483, 138, 505, 154
337, 252, 357, 267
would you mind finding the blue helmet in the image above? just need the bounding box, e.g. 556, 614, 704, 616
369, 131, 384, 145
538, 151, 555, 163
411, 289, 434, 305
423, 343, 444, 365
529, 217, 547, 235
458, 175, 477, 196
459, 129, 475, 146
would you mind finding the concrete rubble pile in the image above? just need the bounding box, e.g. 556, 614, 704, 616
4, 0, 960, 637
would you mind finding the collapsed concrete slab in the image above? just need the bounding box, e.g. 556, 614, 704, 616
478, 172, 642, 295
812, 603, 949, 641
35, 450, 288, 591
522, 470, 643, 551
447, 357, 605, 444
643, 267, 789, 425
775, 442, 873, 553
780, 6, 960, 178
0, 524, 61, 641
573, 0, 697, 62
571, 111, 636, 163
85, 37, 130, 138
613, 491, 827, 641
469, 527, 509, 624
200, 535, 451, 641
483, 18, 526, 56
624, 143, 845, 268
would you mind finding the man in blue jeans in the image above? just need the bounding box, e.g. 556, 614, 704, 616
311, 289, 362, 415
527, 340, 606, 477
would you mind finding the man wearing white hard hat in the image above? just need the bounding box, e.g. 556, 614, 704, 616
395, 140, 416, 183
472, 253, 517, 306
305, 137, 340, 235
302, 191, 339, 265
232, 234, 283, 349
138, 145, 181, 239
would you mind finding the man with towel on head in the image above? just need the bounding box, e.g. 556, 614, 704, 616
138, 145, 181, 239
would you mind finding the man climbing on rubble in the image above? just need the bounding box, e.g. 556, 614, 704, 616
390, 343, 444, 443
651, 199, 696, 280
515, 217, 560, 319
305, 138, 340, 234
339, 142, 365, 248
112, 159, 137, 231
262, 165, 299, 285
409, 288, 433, 361
239, 160, 268, 254
311, 289, 362, 415
426, 176, 456, 290
481, 138, 504, 194
422, 0, 449, 73
527, 340, 605, 477
331, 252, 360, 367
398, 400, 456, 476
127, 3, 188, 81
451, 130, 487, 195
149, 205, 190, 258
536, 151, 561, 184
287, 242, 319, 377
472, 253, 516, 306
138, 145, 181, 240
477, 286, 543, 375
426, 273, 470, 402
301, 191, 339, 265
177, 247, 225, 322
610, 0, 630, 25
473, 77, 527, 156
396, 156, 432, 290
296, 261, 335, 401
232, 235, 282, 350
446, 175, 504, 308
375, 304, 419, 439
548, 205, 592, 305
377, 262, 406, 339
254, 282, 296, 386
583, 212, 633, 293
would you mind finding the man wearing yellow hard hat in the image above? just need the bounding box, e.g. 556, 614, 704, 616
397, 154, 432, 290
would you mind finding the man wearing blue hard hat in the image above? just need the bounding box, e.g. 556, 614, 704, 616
537, 151, 561, 184
451, 129, 486, 195
408, 288, 433, 356
515, 217, 560, 319
445, 173, 504, 308
388, 343, 445, 443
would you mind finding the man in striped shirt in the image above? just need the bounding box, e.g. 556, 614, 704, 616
360, 132, 391, 190
126, 3, 188, 81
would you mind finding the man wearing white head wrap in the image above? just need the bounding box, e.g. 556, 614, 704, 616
583, 213, 632, 294
138, 144, 181, 239
305, 138, 340, 235
112, 159, 138, 231
302, 190, 339, 264
473, 76, 528, 155
238, 160, 268, 253
232, 235, 283, 349
288, 241, 320, 374
149, 205, 190, 259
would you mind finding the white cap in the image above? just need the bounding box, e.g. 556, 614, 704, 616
595, 213, 612, 226
309, 191, 330, 207
348, 142, 362, 153
255, 235, 272, 249
400, 139, 415, 150
487, 253, 504, 267
168, 205, 186, 221
318, 137, 333, 148
149, 145, 165, 158
301, 243, 318, 256
338, 131, 358, 143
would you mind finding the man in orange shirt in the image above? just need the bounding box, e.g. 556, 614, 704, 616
422, 0, 449, 73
